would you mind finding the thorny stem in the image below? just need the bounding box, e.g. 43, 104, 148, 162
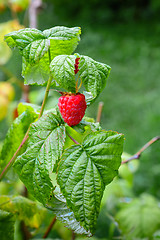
0, 49, 53, 180
38, 49, 52, 118
43, 217, 57, 238
0, 128, 30, 181
122, 136, 160, 164
71, 231, 76, 240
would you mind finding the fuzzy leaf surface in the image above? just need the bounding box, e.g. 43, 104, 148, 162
0, 210, 15, 240
0, 109, 37, 173
58, 131, 124, 233
79, 56, 111, 98
14, 112, 66, 204
0, 195, 48, 228
50, 55, 76, 92
47, 190, 92, 236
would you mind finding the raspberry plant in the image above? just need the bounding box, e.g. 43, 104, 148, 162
0, 26, 124, 237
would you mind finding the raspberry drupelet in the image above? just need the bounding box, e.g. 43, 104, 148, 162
58, 93, 87, 126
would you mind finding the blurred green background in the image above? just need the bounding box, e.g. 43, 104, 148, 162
0, 0, 160, 239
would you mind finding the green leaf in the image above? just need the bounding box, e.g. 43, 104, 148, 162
116, 194, 160, 238
0, 209, 15, 240
17, 102, 40, 116
57, 131, 124, 233
50, 55, 76, 92
0, 109, 37, 173
79, 56, 111, 98
47, 190, 92, 236
4, 28, 45, 56
43, 26, 81, 60
14, 112, 66, 204
0, 195, 48, 228
22, 55, 51, 86
5, 27, 81, 85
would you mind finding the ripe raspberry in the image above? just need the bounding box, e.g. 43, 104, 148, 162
58, 93, 87, 126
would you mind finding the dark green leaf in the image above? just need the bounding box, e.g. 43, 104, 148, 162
50, 55, 76, 92
79, 56, 111, 98
14, 112, 66, 204
0, 209, 15, 240
0, 109, 37, 173
116, 194, 160, 239
0, 195, 48, 228
47, 190, 92, 236
58, 131, 124, 233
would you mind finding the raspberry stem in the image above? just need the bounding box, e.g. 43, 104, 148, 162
67, 132, 80, 145
39, 48, 52, 118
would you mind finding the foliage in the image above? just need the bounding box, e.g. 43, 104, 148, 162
116, 194, 160, 239
0, 23, 125, 238
0, 1, 159, 239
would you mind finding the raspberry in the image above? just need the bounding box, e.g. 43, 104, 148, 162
58, 93, 87, 126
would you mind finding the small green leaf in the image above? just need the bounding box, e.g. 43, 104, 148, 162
116, 194, 160, 238
47, 190, 92, 236
14, 112, 66, 204
17, 102, 40, 116
50, 55, 76, 92
79, 56, 111, 98
58, 131, 124, 233
0, 209, 15, 240
0, 109, 37, 173
0, 195, 48, 228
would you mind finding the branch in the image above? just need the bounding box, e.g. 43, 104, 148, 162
0, 128, 30, 181
29, 0, 42, 28
43, 217, 57, 239
96, 102, 104, 123
71, 231, 76, 240
122, 136, 160, 164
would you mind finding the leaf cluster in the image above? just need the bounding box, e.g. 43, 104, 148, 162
0, 26, 124, 236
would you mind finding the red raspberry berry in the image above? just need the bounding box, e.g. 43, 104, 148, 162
58, 93, 87, 126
